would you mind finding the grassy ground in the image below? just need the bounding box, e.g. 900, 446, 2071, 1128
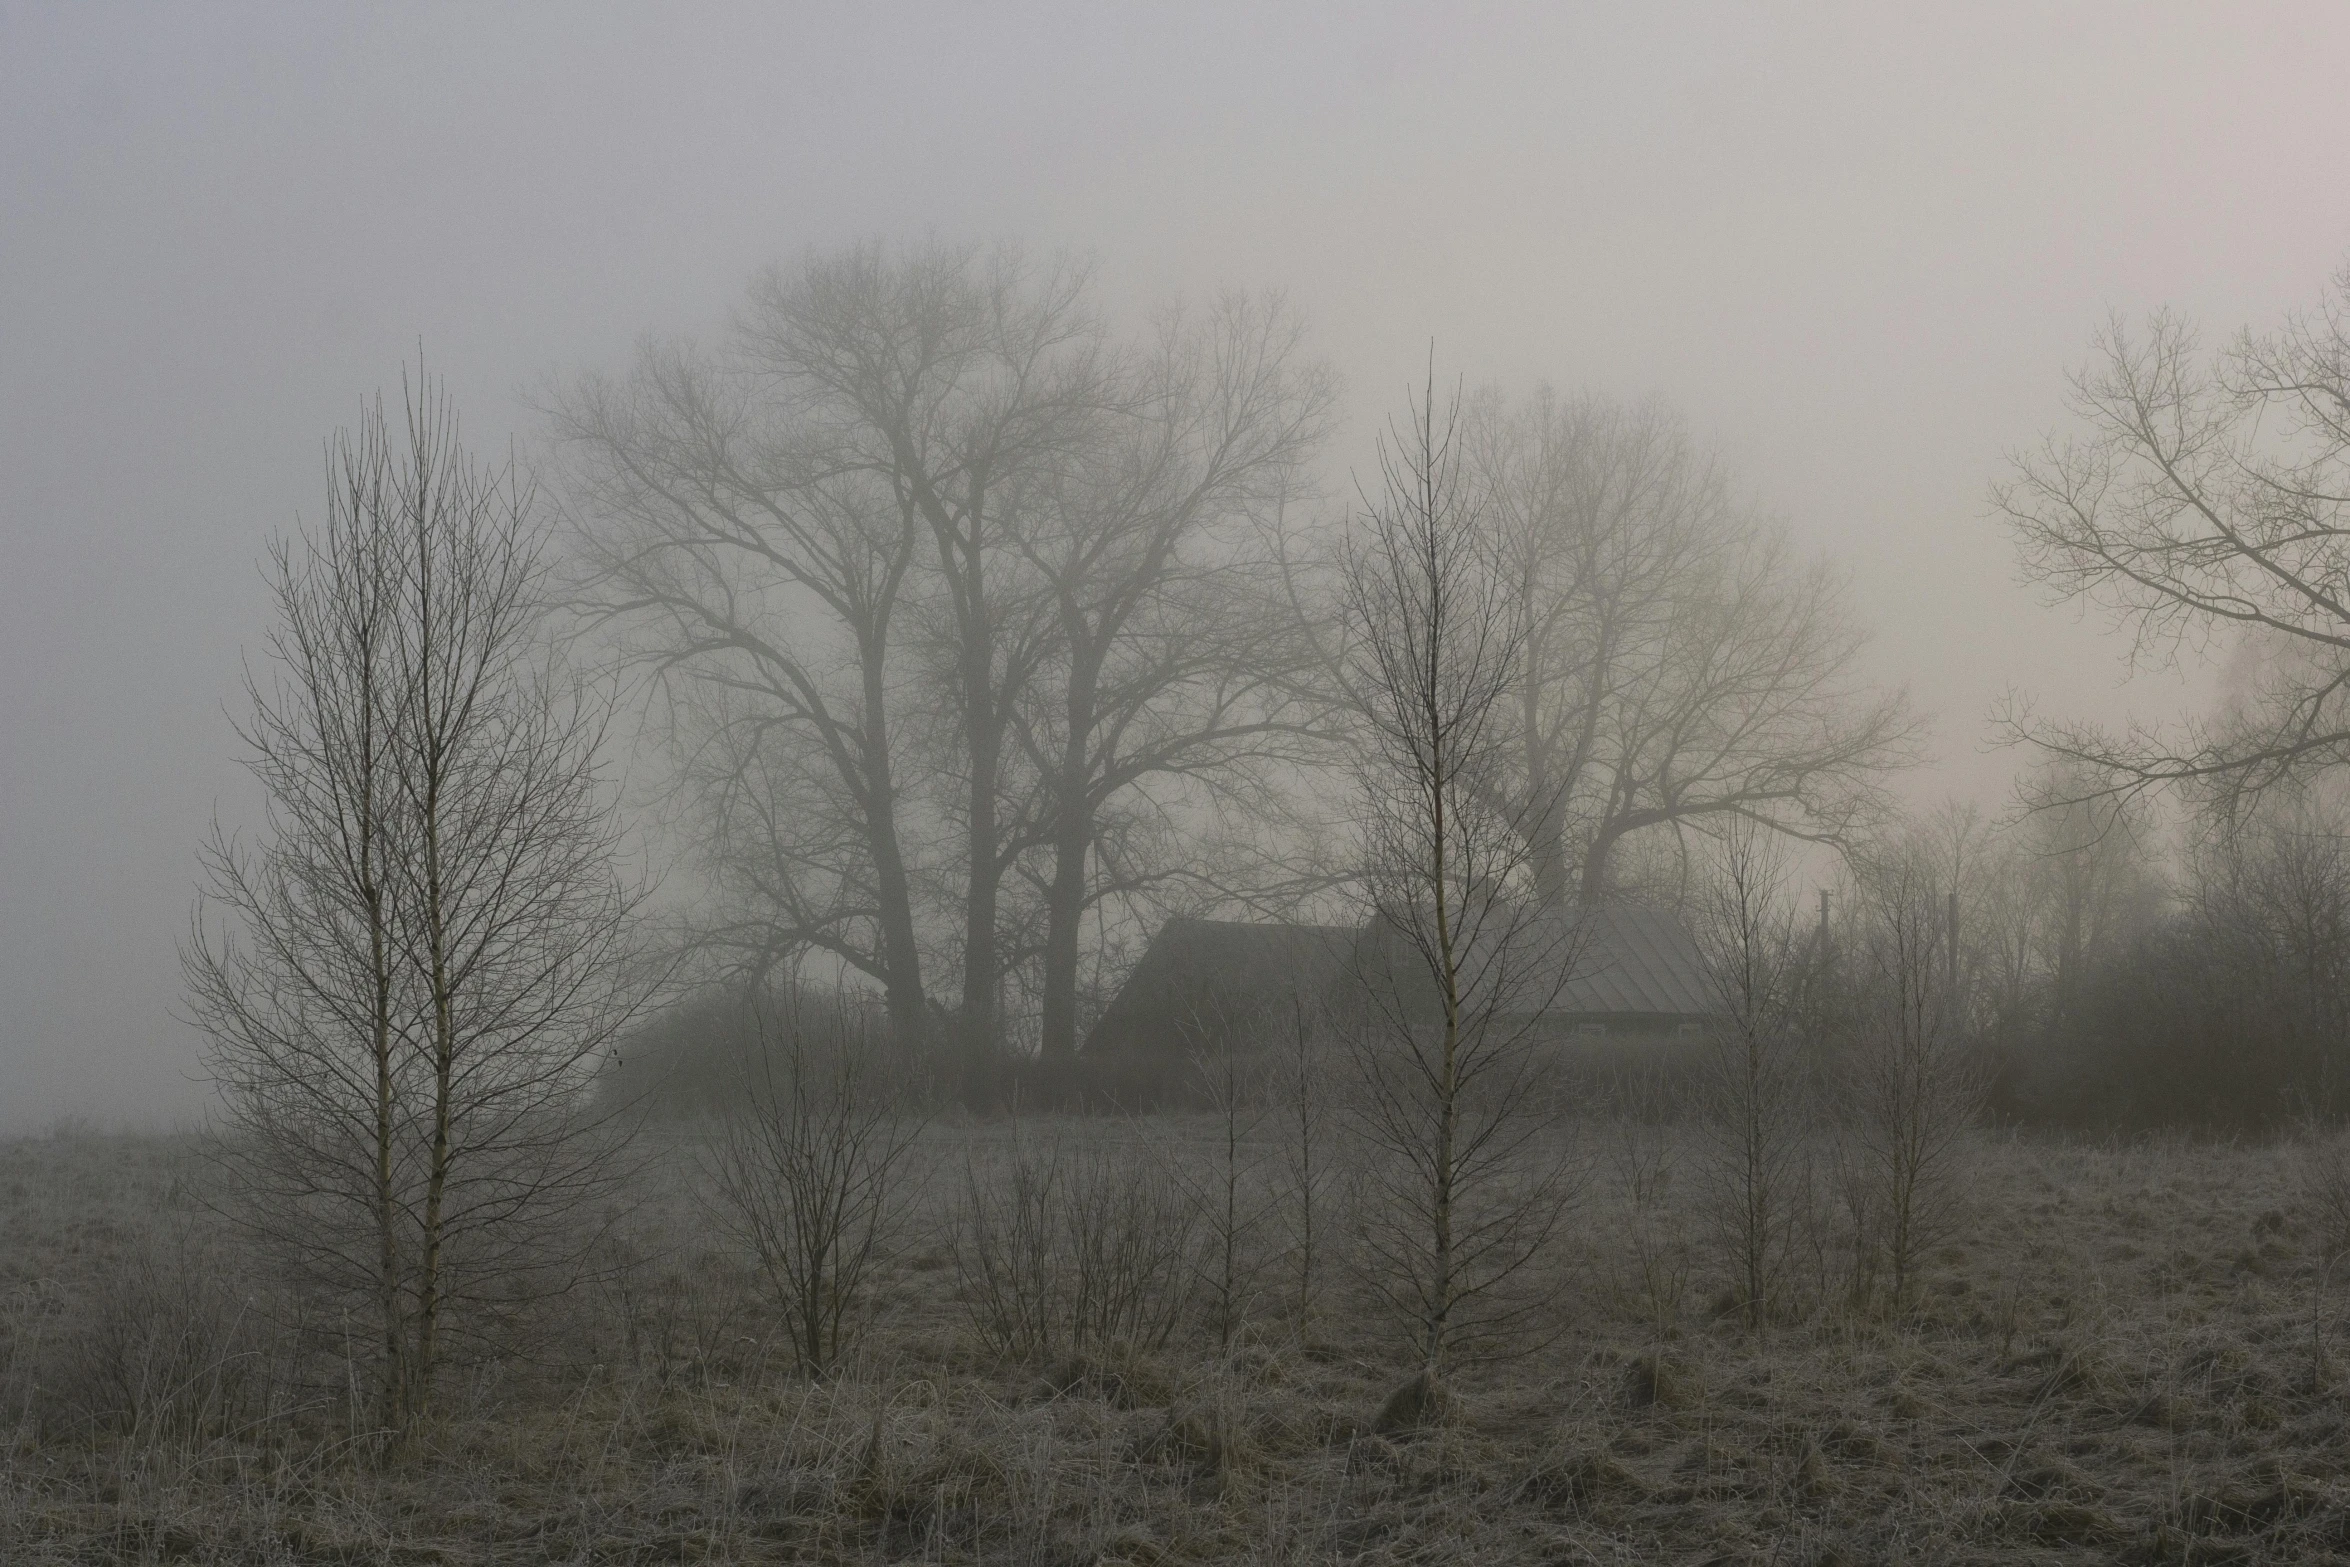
6, 1117, 2349, 1564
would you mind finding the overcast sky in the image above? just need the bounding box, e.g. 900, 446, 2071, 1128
4, 2, 2346, 1131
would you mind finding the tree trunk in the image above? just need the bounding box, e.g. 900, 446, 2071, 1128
1577, 823, 1622, 906
1528, 817, 1570, 909
859, 653, 926, 1061
960, 653, 1003, 1099
1038, 654, 1100, 1062
350, 633, 405, 1429
1037, 812, 1089, 1061
871, 820, 927, 1059
365, 823, 402, 1428
1428, 780, 1460, 1372
1521, 680, 1570, 908
414, 711, 454, 1424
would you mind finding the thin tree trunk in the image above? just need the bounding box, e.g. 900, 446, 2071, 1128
1289, 998, 1319, 1323
960, 640, 1003, 1094
409, 479, 456, 1424
1038, 820, 1089, 1061
414, 721, 455, 1421
1522, 679, 1569, 908
362, 736, 402, 1427
1426, 493, 1460, 1374
860, 654, 926, 1060
1038, 659, 1100, 1061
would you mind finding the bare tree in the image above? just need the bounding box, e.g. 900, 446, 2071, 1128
1834, 838, 1987, 1311
2029, 793, 2157, 1032
1276, 994, 1334, 1330
562, 241, 1114, 1089
1175, 997, 1282, 1351
565, 245, 1350, 1083
949, 1133, 1200, 1361
1339, 370, 1578, 1375
858, 247, 1112, 1079
1017, 292, 1336, 1059
555, 280, 935, 1054
188, 404, 409, 1420
702, 986, 925, 1377
1995, 259, 2350, 808
1466, 389, 1921, 904
1690, 823, 1810, 1333
2187, 786, 2350, 1114
188, 371, 652, 1428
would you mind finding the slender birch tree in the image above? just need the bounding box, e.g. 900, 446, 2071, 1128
1340, 369, 1577, 1375
1690, 823, 1809, 1332
188, 370, 651, 1428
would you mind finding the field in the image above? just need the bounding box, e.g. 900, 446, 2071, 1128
6, 1116, 2350, 1565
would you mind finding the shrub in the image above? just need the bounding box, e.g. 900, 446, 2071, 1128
31, 1233, 275, 1447
703, 1000, 926, 1378
950, 1136, 1201, 1361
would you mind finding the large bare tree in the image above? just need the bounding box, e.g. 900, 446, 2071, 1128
566, 244, 1342, 1078
561, 243, 1113, 1080
1016, 292, 1335, 1059
556, 291, 935, 1055
188, 372, 650, 1428
838, 249, 1111, 1077
1996, 260, 2350, 807
1467, 390, 1920, 904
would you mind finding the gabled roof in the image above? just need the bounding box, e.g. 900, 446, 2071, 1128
1086, 904, 1717, 1055
1552, 903, 1715, 1017
1083, 918, 1355, 1055
1350, 902, 1717, 1023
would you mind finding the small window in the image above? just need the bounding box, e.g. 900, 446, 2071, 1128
1675, 1021, 1706, 1038
1572, 1022, 1606, 1039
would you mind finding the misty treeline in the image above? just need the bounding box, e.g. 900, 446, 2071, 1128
1954, 763, 2350, 1133
564, 241, 2350, 1138
1686, 768, 2350, 1139
550, 239, 1918, 1090
1985, 256, 2350, 1131
1660, 254, 2350, 1138
167, 239, 2350, 1451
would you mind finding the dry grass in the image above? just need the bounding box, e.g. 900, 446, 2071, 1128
8, 1116, 2350, 1563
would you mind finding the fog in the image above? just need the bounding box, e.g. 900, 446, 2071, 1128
4, 2, 2346, 1133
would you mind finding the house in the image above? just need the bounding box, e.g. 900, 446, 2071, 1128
1083, 904, 1719, 1058
1083, 917, 1358, 1058
1514, 902, 1720, 1036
